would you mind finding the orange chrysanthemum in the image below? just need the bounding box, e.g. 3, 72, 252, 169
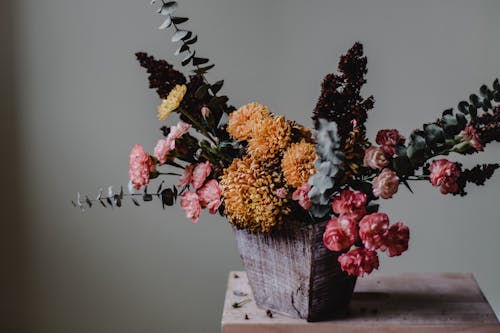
281, 140, 317, 187
247, 115, 292, 162
227, 102, 270, 141
220, 156, 290, 233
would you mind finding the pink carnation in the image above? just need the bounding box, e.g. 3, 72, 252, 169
192, 161, 211, 189
198, 179, 222, 214
363, 146, 390, 170
179, 164, 195, 188
292, 183, 312, 210
338, 248, 379, 277
275, 188, 288, 199
129, 144, 156, 190
180, 191, 201, 223
376, 129, 405, 156
359, 212, 389, 250
153, 139, 173, 165
165, 121, 192, 150
428, 159, 460, 194
460, 125, 484, 152
383, 222, 410, 257
323, 215, 358, 252
332, 189, 367, 222
372, 168, 400, 199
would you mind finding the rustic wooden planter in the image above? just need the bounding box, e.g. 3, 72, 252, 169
233, 220, 357, 322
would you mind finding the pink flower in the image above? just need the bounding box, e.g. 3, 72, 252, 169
165, 121, 192, 150
153, 139, 173, 165
338, 248, 379, 277
180, 191, 201, 223
292, 183, 312, 210
332, 189, 367, 222
129, 144, 156, 190
192, 161, 212, 189
429, 159, 460, 194
460, 125, 484, 152
323, 215, 358, 252
372, 168, 400, 199
383, 222, 410, 257
359, 212, 389, 250
198, 179, 222, 214
275, 188, 288, 199
376, 129, 405, 156
201, 106, 211, 119
363, 146, 390, 170
179, 164, 195, 188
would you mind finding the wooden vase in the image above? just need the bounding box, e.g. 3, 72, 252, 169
233, 220, 357, 322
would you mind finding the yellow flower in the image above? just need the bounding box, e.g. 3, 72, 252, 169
281, 140, 317, 188
247, 115, 292, 162
157, 84, 187, 121
220, 156, 290, 233
227, 102, 270, 141
343, 128, 370, 179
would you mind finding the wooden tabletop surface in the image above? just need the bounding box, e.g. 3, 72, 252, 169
221, 271, 499, 333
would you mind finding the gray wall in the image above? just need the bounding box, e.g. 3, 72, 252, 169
3, 0, 499, 332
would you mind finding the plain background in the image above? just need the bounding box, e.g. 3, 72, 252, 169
1, 0, 500, 332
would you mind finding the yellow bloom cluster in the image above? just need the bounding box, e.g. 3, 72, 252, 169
157, 84, 187, 121
220, 156, 290, 233
342, 128, 370, 179
281, 140, 317, 187
247, 115, 292, 163
227, 102, 269, 141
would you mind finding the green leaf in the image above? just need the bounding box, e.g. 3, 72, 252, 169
195, 84, 209, 99
192, 64, 214, 75
143, 193, 153, 202
392, 146, 412, 176
181, 51, 195, 66
480, 85, 490, 97
457, 101, 469, 114
494, 91, 500, 103
85, 196, 92, 208
442, 108, 453, 117
171, 30, 189, 42
482, 98, 492, 111
156, 180, 164, 194
158, 16, 172, 30
158, 1, 177, 15
114, 195, 122, 207
442, 114, 459, 135
469, 94, 480, 107
181, 31, 192, 41
161, 189, 175, 207
171, 16, 188, 24
192, 57, 209, 66
210, 80, 224, 95
131, 198, 141, 206
456, 113, 467, 130
184, 35, 198, 45
407, 134, 428, 167
493, 78, 500, 91
468, 104, 477, 118
424, 123, 445, 148
175, 44, 189, 56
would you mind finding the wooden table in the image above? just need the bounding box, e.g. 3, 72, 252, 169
221, 271, 499, 333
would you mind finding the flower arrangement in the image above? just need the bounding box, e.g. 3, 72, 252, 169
76, 1, 500, 279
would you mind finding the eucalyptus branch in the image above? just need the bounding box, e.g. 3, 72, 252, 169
73, 182, 178, 210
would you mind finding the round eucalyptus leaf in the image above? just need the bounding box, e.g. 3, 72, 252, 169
158, 16, 172, 30
171, 30, 189, 42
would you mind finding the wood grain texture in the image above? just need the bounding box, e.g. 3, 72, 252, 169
233, 221, 356, 321
222, 271, 499, 333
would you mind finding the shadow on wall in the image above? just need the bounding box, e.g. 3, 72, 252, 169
0, 1, 25, 331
